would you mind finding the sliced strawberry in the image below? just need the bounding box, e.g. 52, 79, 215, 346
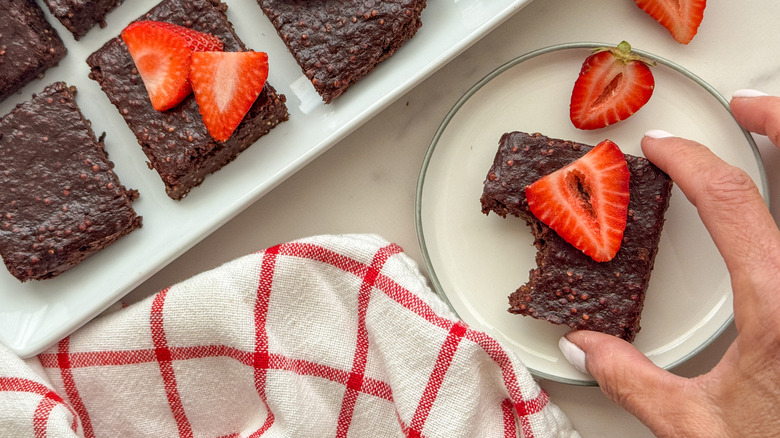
121, 21, 224, 111
144, 21, 225, 52
525, 140, 630, 262
633, 0, 706, 44
190, 51, 269, 142
570, 41, 655, 130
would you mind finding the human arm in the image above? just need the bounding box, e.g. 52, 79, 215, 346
559, 91, 780, 437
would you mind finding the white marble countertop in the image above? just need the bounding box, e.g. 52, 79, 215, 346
124, 1, 780, 436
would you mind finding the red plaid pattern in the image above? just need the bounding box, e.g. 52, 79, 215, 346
0, 234, 577, 437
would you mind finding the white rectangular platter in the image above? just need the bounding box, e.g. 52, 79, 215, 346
0, 0, 534, 357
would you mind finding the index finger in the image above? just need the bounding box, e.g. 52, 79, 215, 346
730, 93, 780, 146
640, 135, 780, 296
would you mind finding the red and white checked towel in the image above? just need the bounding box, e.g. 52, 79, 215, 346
0, 234, 578, 437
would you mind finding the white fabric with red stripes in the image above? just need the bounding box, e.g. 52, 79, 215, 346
0, 234, 578, 437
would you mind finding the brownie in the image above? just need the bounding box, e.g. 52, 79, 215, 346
256, 0, 427, 103
0, 82, 142, 282
0, 0, 67, 103
480, 132, 673, 341
87, 0, 289, 200
43, 0, 125, 40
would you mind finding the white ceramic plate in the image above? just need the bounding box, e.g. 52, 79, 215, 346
416, 43, 767, 385
0, 0, 535, 357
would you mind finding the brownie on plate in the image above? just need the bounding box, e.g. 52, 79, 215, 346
43, 0, 125, 40
87, 0, 289, 200
0, 0, 67, 103
480, 132, 673, 341
0, 82, 142, 282
256, 0, 427, 103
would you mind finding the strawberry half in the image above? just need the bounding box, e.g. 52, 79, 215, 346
121, 21, 224, 111
633, 0, 706, 45
570, 41, 655, 130
190, 51, 269, 142
525, 139, 630, 262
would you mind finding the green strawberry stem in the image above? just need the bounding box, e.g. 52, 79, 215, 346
594, 41, 657, 67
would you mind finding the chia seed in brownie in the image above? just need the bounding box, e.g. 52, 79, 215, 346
0, 82, 142, 282
87, 0, 289, 200
480, 132, 673, 341
256, 0, 427, 103
43, 0, 125, 40
0, 0, 67, 103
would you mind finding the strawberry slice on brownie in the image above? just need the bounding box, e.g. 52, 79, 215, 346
122, 21, 224, 111
190, 51, 270, 142
122, 20, 272, 143
525, 139, 630, 262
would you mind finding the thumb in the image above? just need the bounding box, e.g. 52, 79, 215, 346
559, 331, 689, 428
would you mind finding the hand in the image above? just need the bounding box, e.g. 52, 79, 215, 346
558, 91, 780, 437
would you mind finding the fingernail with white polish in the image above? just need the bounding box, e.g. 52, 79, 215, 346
733, 89, 768, 98
559, 337, 589, 374
644, 129, 675, 139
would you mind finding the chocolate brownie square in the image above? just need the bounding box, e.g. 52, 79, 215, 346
43, 0, 125, 40
0, 0, 67, 103
480, 132, 673, 341
256, 0, 427, 103
87, 0, 289, 200
0, 82, 142, 282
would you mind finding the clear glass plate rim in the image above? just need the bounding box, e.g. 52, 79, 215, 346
414, 41, 767, 385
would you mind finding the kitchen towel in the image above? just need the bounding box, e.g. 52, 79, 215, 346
0, 234, 578, 437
